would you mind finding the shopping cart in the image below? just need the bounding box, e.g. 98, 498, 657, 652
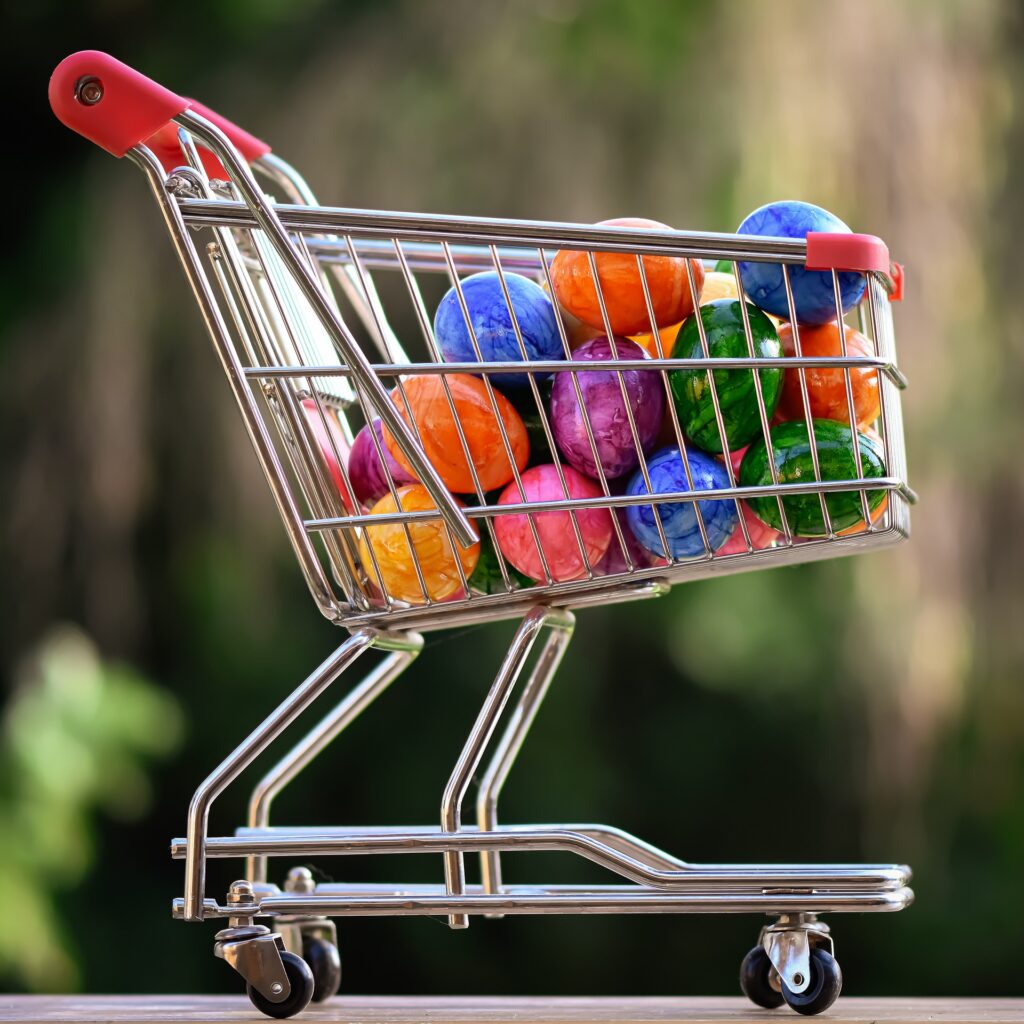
50, 51, 915, 1019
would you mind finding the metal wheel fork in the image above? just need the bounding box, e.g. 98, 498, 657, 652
761, 914, 834, 995
440, 605, 575, 929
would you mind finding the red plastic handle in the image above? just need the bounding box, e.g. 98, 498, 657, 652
145, 98, 271, 176
49, 50, 189, 157
805, 232, 891, 274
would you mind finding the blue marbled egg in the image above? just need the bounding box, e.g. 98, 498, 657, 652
736, 201, 866, 325
625, 447, 738, 559
434, 271, 563, 388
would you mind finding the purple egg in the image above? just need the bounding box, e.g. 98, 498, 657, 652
550, 335, 665, 480
348, 419, 415, 507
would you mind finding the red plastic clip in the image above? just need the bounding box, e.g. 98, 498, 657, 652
888, 262, 905, 302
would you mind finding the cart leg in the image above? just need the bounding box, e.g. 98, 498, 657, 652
245, 642, 422, 883
440, 606, 575, 929
475, 616, 573, 909
181, 628, 419, 922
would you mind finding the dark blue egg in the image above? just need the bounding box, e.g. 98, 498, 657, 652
736, 201, 866, 325
434, 271, 563, 388
625, 447, 738, 558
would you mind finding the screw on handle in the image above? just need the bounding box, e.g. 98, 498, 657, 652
49, 51, 189, 157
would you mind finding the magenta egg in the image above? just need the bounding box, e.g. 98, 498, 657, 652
550, 335, 665, 481
494, 464, 613, 582
348, 418, 415, 508
718, 444, 779, 554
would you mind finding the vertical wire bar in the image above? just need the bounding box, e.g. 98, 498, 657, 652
393, 239, 514, 594
778, 265, 829, 539
832, 270, 872, 529
343, 234, 474, 604
489, 248, 594, 579
440, 242, 555, 586
866, 277, 904, 533
210, 243, 367, 608
185, 142, 362, 607
586, 251, 677, 561
678, 258, 752, 553
537, 249, 633, 571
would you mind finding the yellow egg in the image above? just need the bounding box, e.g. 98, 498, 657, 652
700, 271, 740, 304
358, 485, 479, 604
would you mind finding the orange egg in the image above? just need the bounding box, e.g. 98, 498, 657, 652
359, 485, 479, 603
777, 322, 880, 429
550, 218, 704, 335
384, 373, 529, 493
540, 280, 602, 350
629, 322, 681, 357
837, 493, 889, 536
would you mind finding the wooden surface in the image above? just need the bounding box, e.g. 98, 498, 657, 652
2, 998, 1023, 1024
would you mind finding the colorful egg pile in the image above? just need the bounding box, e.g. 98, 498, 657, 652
312, 200, 889, 605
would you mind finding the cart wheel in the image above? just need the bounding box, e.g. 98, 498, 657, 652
780, 948, 842, 1016
303, 936, 342, 1003
739, 945, 785, 1009
246, 951, 315, 1019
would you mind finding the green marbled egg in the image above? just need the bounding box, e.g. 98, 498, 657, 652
669, 299, 782, 453
739, 419, 887, 536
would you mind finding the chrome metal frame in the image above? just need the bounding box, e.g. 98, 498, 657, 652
108, 106, 914, 1000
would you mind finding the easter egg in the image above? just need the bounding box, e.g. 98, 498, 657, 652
737, 201, 866, 324
358, 484, 480, 604
596, 506, 667, 574
348, 418, 416, 508
494, 464, 613, 582
301, 399, 356, 512
837, 493, 889, 536
540, 280, 603, 350
468, 530, 534, 594
384, 374, 529, 493
716, 446, 779, 554
777, 322, 880, 429
699, 270, 739, 304
629, 322, 681, 358
550, 218, 705, 335
625, 447, 738, 558
669, 299, 783, 453
435, 271, 563, 388
739, 419, 886, 536
550, 336, 665, 480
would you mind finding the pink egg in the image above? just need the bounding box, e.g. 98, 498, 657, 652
494, 464, 613, 582
301, 399, 355, 512
718, 444, 780, 554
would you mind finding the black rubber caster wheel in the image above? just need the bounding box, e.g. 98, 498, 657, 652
740, 945, 785, 1009
246, 951, 315, 1019
781, 948, 843, 1016
303, 936, 342, 1003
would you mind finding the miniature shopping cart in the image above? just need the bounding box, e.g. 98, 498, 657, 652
50, 51, 916, 1019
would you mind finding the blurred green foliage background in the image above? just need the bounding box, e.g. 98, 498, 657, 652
3, 0, 1024, 1000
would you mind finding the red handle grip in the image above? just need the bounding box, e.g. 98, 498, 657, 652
49, 50, 189, 157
